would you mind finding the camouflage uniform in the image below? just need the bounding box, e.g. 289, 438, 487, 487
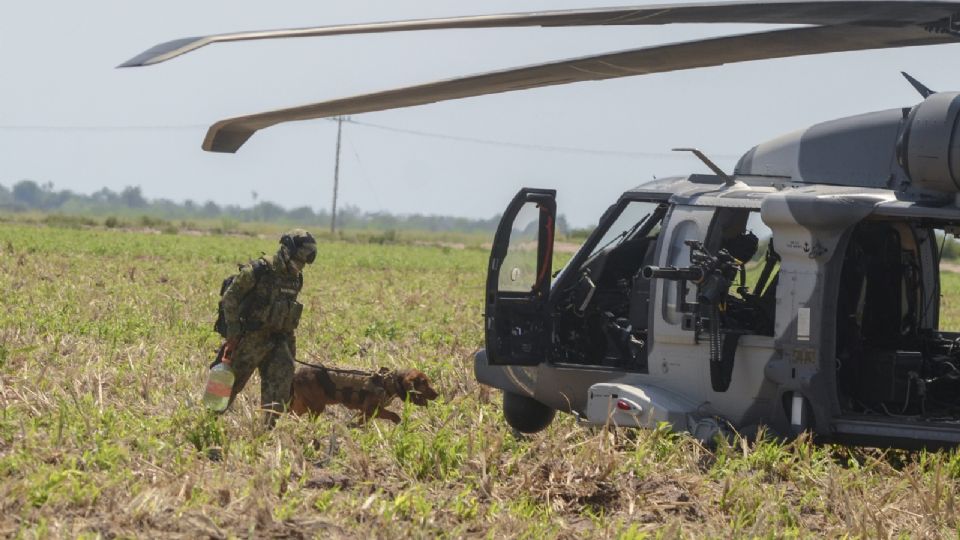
220, 229, 317, 425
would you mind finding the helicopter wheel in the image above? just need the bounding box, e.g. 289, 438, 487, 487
502, 392, 556, 434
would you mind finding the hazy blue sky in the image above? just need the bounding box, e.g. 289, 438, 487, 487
1, 1, 958, 226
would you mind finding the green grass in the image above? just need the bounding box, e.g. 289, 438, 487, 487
939, 272, 960, 331
1, 222, 960, 537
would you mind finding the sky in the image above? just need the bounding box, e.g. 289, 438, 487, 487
1, 1, 959, 227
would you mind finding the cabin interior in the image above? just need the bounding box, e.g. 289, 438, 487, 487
834, 218, 960, 422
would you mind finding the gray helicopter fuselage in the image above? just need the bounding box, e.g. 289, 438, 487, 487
477, 97, 960, 447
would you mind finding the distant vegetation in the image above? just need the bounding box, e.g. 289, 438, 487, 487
0, 180, 578, 238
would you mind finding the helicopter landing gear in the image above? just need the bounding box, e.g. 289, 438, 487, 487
503, 392, 556, 434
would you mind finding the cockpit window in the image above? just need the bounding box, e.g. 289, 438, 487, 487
498, 202, 543, 293
586, 201, 663, 260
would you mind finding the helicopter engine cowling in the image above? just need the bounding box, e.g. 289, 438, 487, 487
899, 92, 960, 194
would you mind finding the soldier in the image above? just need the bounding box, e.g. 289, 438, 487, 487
219, 229, 317, 426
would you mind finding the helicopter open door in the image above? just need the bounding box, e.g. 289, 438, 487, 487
485, 188, 557, 366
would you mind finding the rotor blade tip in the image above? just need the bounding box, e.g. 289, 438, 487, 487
118, 36, 207, 68
203, 124, 254, 153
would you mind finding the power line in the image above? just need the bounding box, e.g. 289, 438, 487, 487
0, 121, 741, 159
339, 117, 741, 160
342, 130, 384, 210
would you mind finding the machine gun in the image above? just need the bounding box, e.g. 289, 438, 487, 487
642, 240, 747, 392
641, 240, 742, 307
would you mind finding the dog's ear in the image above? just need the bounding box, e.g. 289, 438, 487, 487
400, 370, 418, 392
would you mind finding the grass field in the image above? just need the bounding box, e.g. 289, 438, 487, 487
3, 222, 960, 538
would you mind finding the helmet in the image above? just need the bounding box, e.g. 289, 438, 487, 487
279, 229, 317, 264
723, 231, 759, 263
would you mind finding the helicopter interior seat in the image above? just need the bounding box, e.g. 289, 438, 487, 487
556, 231, 658, 370
704, 218, 776, 335
835, 222, 924, 411
841, 224, 915, 347
743, 237, 779, 336
590, 233, 657, 336
755, 271, 779, 332
596, 235, 658, 368
594, 234, 656, 288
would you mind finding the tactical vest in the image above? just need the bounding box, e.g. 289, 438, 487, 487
239, 263, 304, 334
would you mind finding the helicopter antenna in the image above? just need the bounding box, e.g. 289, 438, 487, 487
901, 71, 935, 98
672, 148, 735, 186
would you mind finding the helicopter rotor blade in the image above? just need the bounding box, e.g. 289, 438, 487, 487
120, 0, 960, 67
203, 24, 959, 153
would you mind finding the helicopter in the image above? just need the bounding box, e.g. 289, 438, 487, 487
125, 1, 960, 448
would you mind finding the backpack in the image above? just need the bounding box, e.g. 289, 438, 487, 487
214, 258, 269, 338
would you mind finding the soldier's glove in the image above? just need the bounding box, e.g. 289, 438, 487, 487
224, 336, 241, 355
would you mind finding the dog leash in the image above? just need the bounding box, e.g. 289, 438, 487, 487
294, 357, 377, 377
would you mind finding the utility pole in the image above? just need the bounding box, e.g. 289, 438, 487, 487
330, 116, 345, 235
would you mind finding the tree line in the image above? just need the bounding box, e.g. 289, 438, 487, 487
0, 179, 574, 235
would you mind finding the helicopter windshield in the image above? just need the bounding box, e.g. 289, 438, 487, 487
586, 201, 663, 261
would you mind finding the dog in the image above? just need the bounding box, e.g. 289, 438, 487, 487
290, 365, 439, 423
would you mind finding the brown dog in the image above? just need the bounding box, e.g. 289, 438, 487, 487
290, 365, 439, 423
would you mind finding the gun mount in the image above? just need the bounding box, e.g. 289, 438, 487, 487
643, 240, 743, 306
